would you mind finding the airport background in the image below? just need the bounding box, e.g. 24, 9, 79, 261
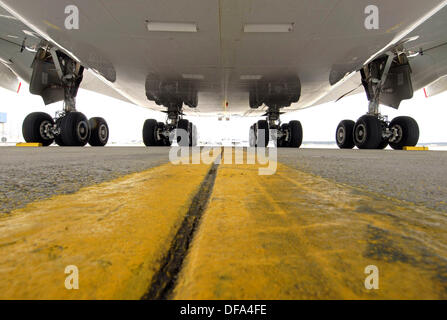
1, 83, 447, 149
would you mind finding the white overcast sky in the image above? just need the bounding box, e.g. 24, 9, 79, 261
1, 83, 446, 145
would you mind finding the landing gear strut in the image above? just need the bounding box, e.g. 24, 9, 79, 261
336, 51, 419, 150
22, 46, 109, 147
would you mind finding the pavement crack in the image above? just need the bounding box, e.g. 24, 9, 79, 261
141, 153, 221, 300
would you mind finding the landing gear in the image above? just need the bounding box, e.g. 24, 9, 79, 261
247, 76, 303, 148
337, 115, 419, 150
336, 50, 419, 150
22, 46, 109, 147
248, 110, 303, 148
143, 112, 197, 147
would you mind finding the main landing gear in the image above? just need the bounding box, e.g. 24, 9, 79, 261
143, 103, 198, 147
247, 76, 303, 148
336, 115, 419, 150
22, 47, 109, 147
336, 51, 419, 150
249, 108, 303, 148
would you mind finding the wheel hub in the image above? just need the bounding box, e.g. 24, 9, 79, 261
389, 124, 403, 144
337, 127, 345, 143
98, 124, 108, 142
355, 124, 367, 144
39, 120, 54, 140
76, 121, 89, 141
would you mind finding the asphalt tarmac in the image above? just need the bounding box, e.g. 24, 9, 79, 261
0, 146, 446, 299
1, 147, 447, 213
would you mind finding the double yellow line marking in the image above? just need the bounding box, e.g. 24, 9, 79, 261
1, 150, 446, 299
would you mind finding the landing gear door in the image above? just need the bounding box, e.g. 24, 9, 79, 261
380, 63, 413, 109
29, 58, 64, 105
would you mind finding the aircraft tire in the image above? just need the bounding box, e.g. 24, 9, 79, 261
88, 117, 109, 147
353, 115, 382, 149
289, 120, 303, 148
336, 120, 355, 149
22, 112, 55, 146
58, 112, 91, 147
256, 120, 269, 147
143, 119, 158, 147
177, 119, 190, 147
389, 116, 419, 150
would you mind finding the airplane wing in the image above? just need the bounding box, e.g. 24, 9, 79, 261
0, 6, 133, 104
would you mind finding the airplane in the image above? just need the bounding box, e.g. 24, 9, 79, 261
1, 1, 447, 149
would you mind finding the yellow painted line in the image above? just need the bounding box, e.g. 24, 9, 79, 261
0, 157, 215, 300
403, 146, 429, 151
16, 143, 43, 147
173, 155, 447, 300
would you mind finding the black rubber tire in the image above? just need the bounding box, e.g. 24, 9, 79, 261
249, 125, 256, 147
58, 112, 90, 147
88, 117, 109, 147
377, 139, 389, 150
353, 115, 382, 150
22, 112, 55, 146
256, 120, 269, 147
336, 120, 355, 149
389, 116, 419, 150
177, 119, 190, 147
289, 120, 303, 148
188, 122, 194, 147
277, 123, 290, 148
143, 119, 158, 147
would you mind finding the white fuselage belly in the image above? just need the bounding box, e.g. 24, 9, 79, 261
0, 0, 446, 116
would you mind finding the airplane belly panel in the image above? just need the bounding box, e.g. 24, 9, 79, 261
0, 0, 446, 115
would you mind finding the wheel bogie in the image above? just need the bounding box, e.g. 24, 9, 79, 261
337, 115, 419, 151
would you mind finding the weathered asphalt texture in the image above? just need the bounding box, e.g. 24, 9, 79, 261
0, 147, 170, 213
1, 147, 447, 213
278, 149, 447, 213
